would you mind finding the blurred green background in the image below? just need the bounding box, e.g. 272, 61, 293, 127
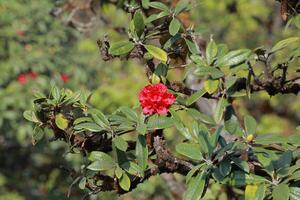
0, 0, 299, 199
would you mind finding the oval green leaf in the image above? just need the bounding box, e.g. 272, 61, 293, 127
144, 45, 168, 62
109, 41, 135, 56
176, 143, 202, 160
55, 113, 69, 130
204, 79, 219, 94
169, 18, 181, 36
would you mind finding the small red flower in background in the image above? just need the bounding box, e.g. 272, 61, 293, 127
17, 71, 39, 85
28, 71, 38, 79
60, 73, 70, 83
139, 83, 176, 115
17, 73, 28, 85
16, 30, 25, 37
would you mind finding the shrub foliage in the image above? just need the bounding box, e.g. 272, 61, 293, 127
25, 0, 300, 199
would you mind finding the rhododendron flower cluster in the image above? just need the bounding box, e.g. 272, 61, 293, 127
139, 83, 176, 115
17, 71, 38, 85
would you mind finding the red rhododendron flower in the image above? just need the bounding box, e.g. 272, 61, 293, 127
60, 73, 70, 83
139, 83, 176, 115
17, 73, 28, 85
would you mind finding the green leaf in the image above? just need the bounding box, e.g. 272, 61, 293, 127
186, 88, 206, 106
154, 63, 168, 77
74, 122, 103, 132
244, 115, 257, 135
89, 109, 110, 129
270, 37, 299, 54
225, 114, 244, 136
55, 113, 69, 130
231, 157, 249, 173
89, 151, 114, 162
245, 184, 265, 200
185, 39, 200, 54
290, 187, 300, 200
288, 134, 300, 146
176, 143, 202, 160
133, 11, 145, 37
141, 0, 150, 8
190, 55, 206, 66
174, 0, 189, 14
116, 148, 130, 166
73, 117, 92, 125
184, 172, 207, 200
219, 159, 231, 177
244, 173, 267, 185
187, 108, 216, 125
217, 44, 229, 58
245, 185, 257, 200
32, 126, 44, 145
88, 151, 115, 170
113, 136, 128, 151
51, 84, 60, 102
108, 41, 135, 56
225, 75, 238, 89
186, 164, 204, 184
119, 172, 131, 191
23, 110, 40, 123
255, 134, 287, 145
194, 66, 224, 79
210, 125, 223, 149
285, 170, 300, 182
255, 151, 275, 172
173, 124, 190, 140
197, 126, 210, 155
115, 167, 123, 179
146, 12, 169, 23
34, 92, 46, 99
87, 161, 111, 171
288, 162, 300, 174
144, 45, 168, 62
212, 167, 226, 182
228, 171, 266, 187
214, 97, 227, 124
272, 184, 290, 200
136, 114, 147, 135
169, 18, 181, 36
206, 39, 218, 65
121, 161, 144, 177
204, 79, 219, 94
256, 184, 266, 200
63, 91, 82, 105
136, 135, 148, 170
217, 49, 251, 67
273, 150, 292, 171
78, 177, 86, 190
147, 116, 174, 129
169, 109, 192, 140
148, 2, 170, 12
118, 107, 138, 122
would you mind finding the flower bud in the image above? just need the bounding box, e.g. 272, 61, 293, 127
246, 134, 254, 143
